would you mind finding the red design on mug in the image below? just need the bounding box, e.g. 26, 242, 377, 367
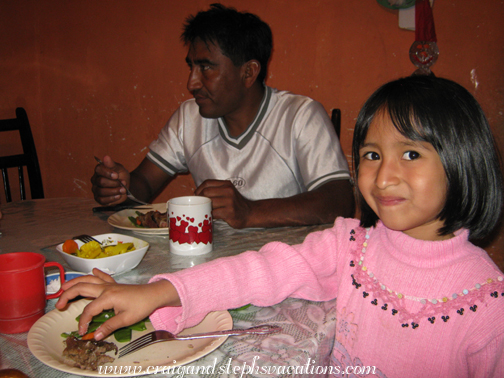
169, 215, 212, 245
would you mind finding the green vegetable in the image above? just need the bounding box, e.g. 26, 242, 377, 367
129, 319, 148, 331
114, 328, 132, 343
128, 211, 147, 228
63, 310, 150, 343
128, 216, 145, 228
77, 310, 115, 323
230, 304, 252, 311
61, 330, 80, 338
87, 322, 101, 333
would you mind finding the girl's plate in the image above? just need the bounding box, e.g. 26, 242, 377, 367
28, 299, 232, 377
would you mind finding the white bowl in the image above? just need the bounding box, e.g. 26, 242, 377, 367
55, 233, 149, 275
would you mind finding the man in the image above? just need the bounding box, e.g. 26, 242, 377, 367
92, 3, 354, 229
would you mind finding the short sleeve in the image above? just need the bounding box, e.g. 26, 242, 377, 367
293, 100, 350, 190
147, 106, 189, 176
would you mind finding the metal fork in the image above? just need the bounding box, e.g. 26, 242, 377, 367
94, 156, 149, 206
72, 234, 118, 249
118, 324, 282, 358
72, 234, 101, 244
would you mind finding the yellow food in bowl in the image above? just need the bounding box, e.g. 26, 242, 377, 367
77, 241, 135, 259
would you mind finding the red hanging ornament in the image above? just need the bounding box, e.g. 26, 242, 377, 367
409, 0, 439, 75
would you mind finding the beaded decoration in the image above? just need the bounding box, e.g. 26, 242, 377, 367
349, 228, 504, 329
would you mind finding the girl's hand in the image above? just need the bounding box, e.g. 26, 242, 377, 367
55, 268, 180, 340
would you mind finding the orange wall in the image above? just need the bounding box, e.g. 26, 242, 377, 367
1, 1, 503, 263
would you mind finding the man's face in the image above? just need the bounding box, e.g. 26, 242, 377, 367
186, 38, 247, 119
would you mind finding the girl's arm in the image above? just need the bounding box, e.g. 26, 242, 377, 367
149, 217, 355, 334
56, 218, 355, 338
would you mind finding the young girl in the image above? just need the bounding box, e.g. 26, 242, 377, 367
57, 76, 504, 377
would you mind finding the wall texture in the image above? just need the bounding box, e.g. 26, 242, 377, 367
1, 1, 503, 266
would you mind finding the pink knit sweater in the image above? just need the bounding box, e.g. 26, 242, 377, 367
150, 218, 504, 377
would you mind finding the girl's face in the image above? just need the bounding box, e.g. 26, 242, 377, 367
357, 111, 452, 241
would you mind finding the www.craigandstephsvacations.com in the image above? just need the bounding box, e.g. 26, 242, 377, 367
97, 356, 377, 376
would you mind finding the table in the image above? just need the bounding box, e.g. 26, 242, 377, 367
0, 198, 336, 378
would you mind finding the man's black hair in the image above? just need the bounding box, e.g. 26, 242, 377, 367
181, 3, 273, 84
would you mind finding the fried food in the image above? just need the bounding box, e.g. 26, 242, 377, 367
62, 336, 118, 371
129, 210, 167, 228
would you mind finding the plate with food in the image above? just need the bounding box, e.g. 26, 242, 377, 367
28, 299, 232, 377
107, 203, 168, 235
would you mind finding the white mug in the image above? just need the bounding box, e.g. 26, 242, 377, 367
167, 196, 213, 256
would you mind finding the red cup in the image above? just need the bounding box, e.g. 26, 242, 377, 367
0, 252, 65, 334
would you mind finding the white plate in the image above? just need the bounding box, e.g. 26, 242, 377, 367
28, 299, 232, 377
108, 203, 169, 235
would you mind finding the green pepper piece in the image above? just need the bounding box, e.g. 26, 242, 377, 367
129, 214, 145, 228
87, 322, 101, 333
61, 331, 79, 338
76, 310, 115, 324
128, 319, 147, 331
114, 327, 132, 343
65, 312, 151, 340
230, 304, 251, 311
128, 216, 139, 227
61, 329, 85, 339
91, 310, 116, 323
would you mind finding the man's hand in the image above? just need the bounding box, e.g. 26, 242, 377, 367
91, 155, 130, 205
55, 268, 180, 340
195, 179, 252, 228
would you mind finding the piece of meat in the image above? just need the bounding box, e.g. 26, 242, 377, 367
135, 212, 149, 226
153, 211, 168, 228
135, 210, 167, 228
144, 211, 159, 228
62, 336, 117, 371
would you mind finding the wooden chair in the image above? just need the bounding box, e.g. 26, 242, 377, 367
0, 108, 44, 202
331, 108, 341, 139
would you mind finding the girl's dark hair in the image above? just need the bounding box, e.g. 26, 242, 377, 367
181, 3, 273, 84
352, 76, 503, 239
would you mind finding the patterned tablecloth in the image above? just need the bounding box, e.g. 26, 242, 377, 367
0, 198, 337, 378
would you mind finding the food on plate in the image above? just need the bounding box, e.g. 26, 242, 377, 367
81, 331, 96, 340
79, 241, 135, 259
61, 310, 150, 370
62, 239, 79, 254
61, 239, 136, 259
62, 336, 118, 370
61, 309, 149, 343
129, 210, 167, 228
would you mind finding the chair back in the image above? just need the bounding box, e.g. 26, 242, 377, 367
0, 108, 44, 202
331, 108, 341, 139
